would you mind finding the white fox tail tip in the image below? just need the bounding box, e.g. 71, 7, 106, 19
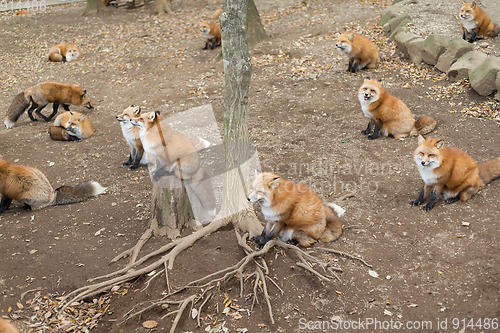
4, 119, 14, 129
200, 138, 211, 149
327, 202, 346, 217
91, 182, 107, 196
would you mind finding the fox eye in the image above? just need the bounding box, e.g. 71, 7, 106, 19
370, 89, 375, 93
428, 154, 434, 158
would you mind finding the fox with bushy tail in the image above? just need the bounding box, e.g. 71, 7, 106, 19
0, 158, 106, 214
4, 82, 93, 128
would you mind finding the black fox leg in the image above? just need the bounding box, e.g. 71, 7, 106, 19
0, 195, 12, 214
45, 102, 60, 121
35, 105, 50, 121
468, 31, 476, 43
423, 191, 438, 211
123, 148, 134, 166
253, 227, 268, 245
348, 59, 353, 72
63, 104, 71, 111
462, 31, 466, 40
27, 103, 39, 121
211, 39, 215, 50
411, 187, 426, 206
368, 120, 381, 140
351, 60, 358, 73
203, 41, 208, 50
361, 119, 373, 135
130, 150, 142, 170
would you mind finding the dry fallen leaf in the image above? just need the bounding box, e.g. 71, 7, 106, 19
142, 320, 158, 329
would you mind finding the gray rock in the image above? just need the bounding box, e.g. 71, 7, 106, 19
435, 36, 474, 72
395, 32, 420, 57
421, 35, 450, 66
447, 51, 488, 81
469, 57, 500, 96
407, 38, 425, 64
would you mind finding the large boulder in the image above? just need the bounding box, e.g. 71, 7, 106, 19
407, 38, 425, 64
435, 36, 474, 73
495, 74, 500, 101
469, 57, 500, 96
395, 32, 420, 58
421, 35, 450, 66
447, 51, 488, 81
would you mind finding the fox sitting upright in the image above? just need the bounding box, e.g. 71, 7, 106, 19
200, 8, 222, 50
4, 82, 93, 128
47, 43, 82, 62
116, 105, 211, 170
460, 1, 500, 43
358, 77, 436, 140
0, 158, 106, 214
248, 171, 345, 248
411, 135, 500, 211
49, 111, 95, 141
130, 111, 216, 217
336, 32, 379, 73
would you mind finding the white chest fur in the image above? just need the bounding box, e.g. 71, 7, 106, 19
416, 164, 438, 185
260, 203, 280, 223
461, 18, 478, 32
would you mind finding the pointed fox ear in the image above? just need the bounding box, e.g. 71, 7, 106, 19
69, 111, 74, 115
149, 112, 157, 121
133, 106, 141, 115
471, 0, 476, 8
435, 140, 445, 149
378, 78, 383, 82
130, 104, 134, 107
78, 114, 85, 122
417, 135, 425, 145
269, 177, 281, 189
365, 76, 371, 80
348, 33, 354, 40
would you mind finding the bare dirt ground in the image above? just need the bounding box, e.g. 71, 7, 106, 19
0, 0, 499, 332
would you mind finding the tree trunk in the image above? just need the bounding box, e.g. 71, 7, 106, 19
156, 0, 173, 14
220, 0, 262, 237
150, 177, 194, 238
83, 0, 105, 15
246, 0, 268, 48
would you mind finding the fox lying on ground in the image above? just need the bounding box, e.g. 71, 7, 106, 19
47, 43, 81, 62
248, 171, 345, 248
411, 135, 500, 211
4, 82, 93, 128
49, 111, 95, 141
358, 78, 436, 140
0, 158, 106, 214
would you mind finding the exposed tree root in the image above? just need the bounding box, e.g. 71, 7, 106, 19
57, 209, 371, 330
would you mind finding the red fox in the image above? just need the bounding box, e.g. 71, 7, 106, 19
130, 111, 215, 217
0, 158, 106, 214
0, 318, 19, 333
358, 78, 436, 140
336, 32, 379, 73
200, 9, 222, 50
116, 105, 211, 170
47, 43, 82, 62
49, 111, 95, 141
4, 82, 93, 128
248, 171, 345, 247
411, 135, 500, 211
460, 1, 500, 43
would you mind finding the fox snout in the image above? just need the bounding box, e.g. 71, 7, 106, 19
86, 104, 94, 109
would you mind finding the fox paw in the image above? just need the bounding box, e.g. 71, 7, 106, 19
410, 200, 422, 206
423, 204, 433, 212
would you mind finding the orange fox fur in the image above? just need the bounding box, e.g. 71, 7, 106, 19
248, 171, 345, 247
49, 111, 94, 141
411, 135, 500, 211
336, 32, 379, 73
0, 158, 106, 214
0, 318, 20, 333
358, 78, 436, 140
4, 82, 93, 128
47, 43, 81, 62
200, 9, 222, 50
130, 111, 216, 218
460, 1, 500, 43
